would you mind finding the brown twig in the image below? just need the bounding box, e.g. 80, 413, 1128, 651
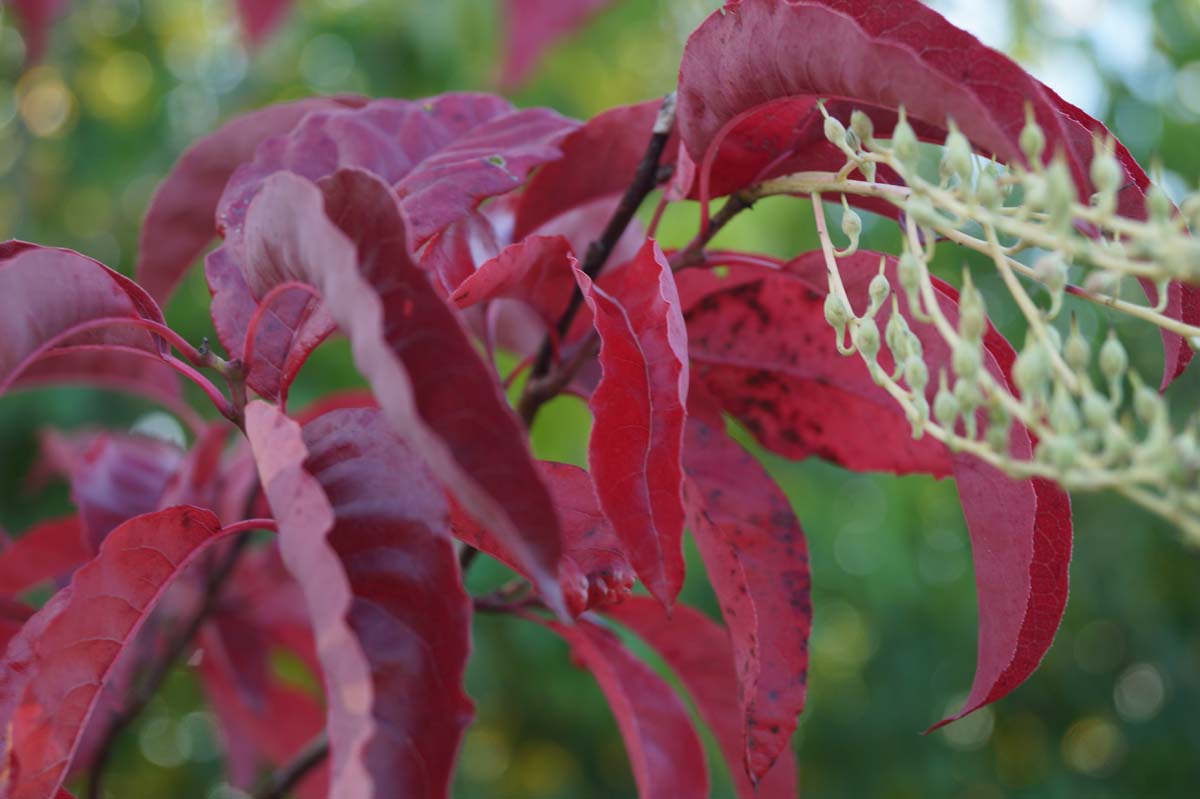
517, 92, 678, 428
252, 733, 330, 798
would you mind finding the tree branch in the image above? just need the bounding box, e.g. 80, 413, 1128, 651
252, 733, 329, 799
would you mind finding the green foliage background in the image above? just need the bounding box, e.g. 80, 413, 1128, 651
1, 1, 1199, 797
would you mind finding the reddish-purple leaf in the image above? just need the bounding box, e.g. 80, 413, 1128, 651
136, 96, 363, 304
0, 517, 89, 597
685, 250, 1072, 728
6, 0, 69, 64
500, 0, 614, 88
604, 597, 799, 799
575, 240, 690, 607
536, 616, 709, 798
0, 244, 168, 397
0, 507, 234, 799
512, 98, 678, 241
453, 461, 634, 616
238, 169, 565, 611
450, 235, 578, 333
235, 0, 292, 46
245, 401, 473, 798
682, 382, 811, 782
677, 0, 1195, 386
0, 600, 33, 654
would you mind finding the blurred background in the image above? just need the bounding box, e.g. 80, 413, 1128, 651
2, 0, 1200, 796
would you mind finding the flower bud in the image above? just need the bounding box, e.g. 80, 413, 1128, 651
824, 115, 847, 149
1014, 342, 1049, 397
1081, 390, 1111, 429
954, 376, 982, 415
905, 355, 929, 395
825, 292, 850, 333
1099, 330, 1128, 384
958, 271, 986, 342
975, 168, 1001, 209
885, 305, 911, 361
850, 110, 874, 145
1045, 157, 1077, 230
1133, 379, 1164, 425
1147, 181, 1172, 225
941, 121, 974, 183
1020, 105, 1046, 166
933, 371, 959, 431
898, 251, 922, 296
860, 160, 877, 182
952, 340, 981, 379
905, 194, 940, 229
986, 402, 1011, 452
1038, 435, 1077, 471
841, 206, 863, 246
1064, 316, 1090, 372
854, 317, 881, 361
1034, 253, 1068, 295
1050, 384, 1080, 434
869, 271, 890, 309
893, 107, 919, 171
1090, 137, 1121, 196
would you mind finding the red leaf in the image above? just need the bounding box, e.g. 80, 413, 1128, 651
0, 600, 33, 655
0, 507, 233, 799
575, 241, 690, 606
238, 169, 565, 611
453, 461, 634, 616
686, 250, 1072, 727
500, 0, 614, 88
137, 97, 362, 305
245, 402, 474, 798
682, 383, 811, 782
536, 616, 709, 798
450, 235, 578, 333
234, 0, 292, 46
7, 0, 69, 64
0, 517, 89, 597
604, 597, 799, 799
0, 244, 168, 396
512, 98, 678, 241
677, 0, 1196, 386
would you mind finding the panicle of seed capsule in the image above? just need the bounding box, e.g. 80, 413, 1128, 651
1099, 330, 1128, 385
824, 114, 847, 149
1045, 157, 1077, 231
941, 121, 974, 184
850, 110, 874, 146
1064, 316, 1090, 373
986, 401, 1011, 452
1034, 253, 1068, 295
1020, 104, 1046, 166
933, 370, 959, 431
893, 107, 919, 171
958, 270, 986, 342
854, 317, 881, 361
905, 355, 929, 395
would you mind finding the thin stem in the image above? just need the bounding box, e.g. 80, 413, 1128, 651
253, 734, 330, 799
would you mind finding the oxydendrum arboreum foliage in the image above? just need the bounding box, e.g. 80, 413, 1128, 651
2, 0, 1199, 797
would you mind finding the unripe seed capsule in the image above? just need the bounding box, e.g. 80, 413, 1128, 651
1064, 318, 1090, 372
898, 252, 922, 295
1147, 180, 1172, 225
1020, 106, 1046, 166
975, 170, 1001, 209
824, 115, 847, 149
1082, 391, 1111, 429
850, 110, 874, 144
942, 122, 974, 183
841, 206, 863, 244
1050, 384, 1081, 434
1034, 254, 1068, 294
954, 376, 982, 414
1134, 381, 1163, 424
905, 356, 929, 394
1090, 138, 1121, 196
893, 108, 919, 170
905, 194, 940, 229
824, 292, 850, 330
1099, 331, 1128, 383
1045, 158, 1076, 230
885, 307, 910, 361
952, 340, 981, 379
869, 271, 890, 308
986, 403, 1011, 452
933, 373, 959, 431
854, 317, 881, 361
1014, 343, 1049, 396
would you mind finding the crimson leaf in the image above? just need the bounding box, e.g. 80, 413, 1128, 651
235, 0, 292, 46
238, 168, 565, 610
0, 507, 235, 799
535, 616, 709, 798
245, 401, 473, 798
684, 250, 1073, 728
0, 517, 89, 597
575, 240, 689, 607
450, 235, 579, 333
500, 0, 615, 88
604, 597, 799, 798
682, 383, 811, 782
676, 0, 1198, 388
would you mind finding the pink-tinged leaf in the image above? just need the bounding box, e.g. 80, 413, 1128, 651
575, 240, 688, 607
239, 169, 565, 612
604, 597, 799, 799
512, 98, 678, 241
6, 0, 69, 64
0, 507, 233, 799
678, 0, 1195, 386
137, 96, 363, 305
453, 461, 634, 616
235, 0, 292, 46
682, 383, 810, 782
245, 402, 474, 798
291, 389, 379, 427
0, 517, 89, 597
536, 616, 709, 798
450, 235, 578, 333
686, 250, 1072, 727
159, 424, 231, 510
0, 600, 33, 653
0, 244, 168, 396
500, 0, 614, 88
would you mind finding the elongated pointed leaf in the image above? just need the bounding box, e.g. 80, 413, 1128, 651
0, 517, 89, 597
682, 383, 811, 782
685, 250, 1072, 728
0, 244, 168, 396
537, 617, 709, 799
137, 96, 362, 304
575, 240, 688, 607
239, 169, 565, 611
677, 0, 1196, 387
452, 461, 634, 616
604, 597, 799, 799
500, 0, 615, 87
245, 402, 474, 798
450, 235, 578, 333
0, 507, 232, 799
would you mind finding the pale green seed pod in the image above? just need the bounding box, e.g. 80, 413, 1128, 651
854, 317, 881, 361
1034, 253, 1068, 295
1045, 158, 1077, 230
905, 194, 941, 229
933, 371, 959, 431
909, 395, 930, 439
1181, 192, 1200, 232
1099, 331, 1128, 383
824, 292, 850, 334
868, 271, 890, 309
1020, 106, 1046, 166
841, 206, 863, 245
850, 110, 874, 145
1038, 435, 1077, 471
941, 122, 974, 183
885, 305, 911, 361
1013, 342, 1049, 397
824, 115, 847, 149
905, 355, 929, 395
1064, 318, 1090, 372
1081, 390, 1112, 429
859, 160, 877, 182
952, 340, 981, 379
958, 271, 986, 342
1147, 181, 1172, 226
954, 376, 982, 415
986, 402, 1011, 452
975, 168, 1001, 209
1090, 138, 1121, 196
1050, 384, 1081, 434
893, 107, 919, 171
1133, 379, 1164, 425
898, 251, 922, 296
